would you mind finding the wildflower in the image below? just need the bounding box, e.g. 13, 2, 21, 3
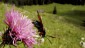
4, 8, 37, 48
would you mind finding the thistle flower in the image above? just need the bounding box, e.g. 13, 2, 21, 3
5, 9, 37, 48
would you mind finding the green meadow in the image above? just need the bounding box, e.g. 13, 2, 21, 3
0, 2, 85, 48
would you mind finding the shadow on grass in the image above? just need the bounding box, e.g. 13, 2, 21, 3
58, 10, 85, 27
62, 10, 85, 17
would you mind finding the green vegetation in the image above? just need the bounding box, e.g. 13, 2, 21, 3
0, 2, 85, 48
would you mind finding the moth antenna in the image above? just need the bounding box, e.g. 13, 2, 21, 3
46, 35, 56, 38
46, 37, 52, 44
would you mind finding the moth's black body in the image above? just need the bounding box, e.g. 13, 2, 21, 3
32, 11, 46, 38
32, 20, 46, 38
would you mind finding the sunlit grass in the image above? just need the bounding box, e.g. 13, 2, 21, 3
0, 2, 85, 48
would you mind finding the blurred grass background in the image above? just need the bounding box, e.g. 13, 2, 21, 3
0, 2, 85, 48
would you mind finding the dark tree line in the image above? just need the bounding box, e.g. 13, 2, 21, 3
1, 0, 85, 5
54, 0, 85, 5
1, 0, 53, 5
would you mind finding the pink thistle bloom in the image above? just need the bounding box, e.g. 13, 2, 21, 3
5, 9, 37, 48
